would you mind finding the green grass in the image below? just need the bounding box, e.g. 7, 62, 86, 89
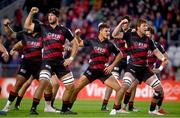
0, 98, 180, 117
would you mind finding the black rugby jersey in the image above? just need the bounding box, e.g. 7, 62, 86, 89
123, 31, 156, 66
84, 38, 120, 70
113, 29, 132, 59
16, 31, 42, 62
147, 42, 165, 69
34, 23, 74, 62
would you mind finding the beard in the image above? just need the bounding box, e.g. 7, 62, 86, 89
49, 19, 57, 25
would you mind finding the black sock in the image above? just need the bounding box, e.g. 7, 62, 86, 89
123, 92, 131, 105
68, 102, 74, 109
15, 96, 23, 106
61, 101, 69, 112
113, 104, 121, 110
150, 102, 157, 111
44, 93, 52, 101
31, 98, 40, 110
102, 99, 108, 107
8, 91, 18, 102
157, 96, 164, 108
128, 101, 134, 110
51, 98, 55, 107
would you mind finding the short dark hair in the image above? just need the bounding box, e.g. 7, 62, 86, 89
147, 26, 155, 34
136, 18, 147, 28
98, 23, 110, 31
48, 8, 60, 17
121, 15, 131, 22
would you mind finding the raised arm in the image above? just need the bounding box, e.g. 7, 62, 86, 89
112, 19, 128, 39
74, 29, 84, 47
3, 18, 16, 38
24, 7, 39, 32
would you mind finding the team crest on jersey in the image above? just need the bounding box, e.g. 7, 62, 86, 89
133, 42, 148, 48
47, 33, 63, 40
94, 46, 106, 54
27, 41, 41, 47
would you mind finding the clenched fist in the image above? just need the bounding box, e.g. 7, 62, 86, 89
30, 7, 39, 14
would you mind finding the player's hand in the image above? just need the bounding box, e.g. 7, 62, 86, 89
75, 29, 81, 37
120, 19, 128, 25
104, 65, 114, 74
10, 49, 16, 56
3, 18, 11, 26
30, 7, 39, 15
63, 57, 74, 66
152, 68, 160, 74
1, 51, 9, 62
162, 58, 168, 66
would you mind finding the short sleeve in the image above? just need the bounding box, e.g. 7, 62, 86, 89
64, 28, 74, 42
34, 22, 42, 33
16, 31, 24, 41
156, 42, 165, 54
109, 42, 120, 55
149, 39, 157, 51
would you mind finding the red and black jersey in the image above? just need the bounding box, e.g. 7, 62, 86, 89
84, 38, 120, 70
123, 31, 156, 66
16, 31, 42, 62
147, 42, 165, 69
114, 39, 128, 59
34, 23, 74, 62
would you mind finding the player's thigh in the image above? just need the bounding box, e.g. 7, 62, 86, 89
74, 75, 90, 92
50, 74, 59, 86
104, 75, 121, 91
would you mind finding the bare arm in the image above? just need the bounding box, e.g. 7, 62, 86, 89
0, 43, 8, 54
10, 41, 23, 56
153, 48, 168, 67
69, 38, 79, 59
0, 43, 9, 62
3, 18, 16, 38
74, 29, 84, 47
112, 19, 128, 39
110, 52, 123, 68
24, 7, 39, 32
11, 41, 23, 51
104, 52, 123, 74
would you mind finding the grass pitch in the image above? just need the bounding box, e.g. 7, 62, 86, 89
0, 98, 180, 117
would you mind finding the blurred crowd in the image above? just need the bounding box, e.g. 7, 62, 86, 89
0, 0, 180, 79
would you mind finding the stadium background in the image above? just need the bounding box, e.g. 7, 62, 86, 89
0, 0, 180, 117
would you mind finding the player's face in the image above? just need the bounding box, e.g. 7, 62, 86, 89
139, 23, 148, 35
101, 28, 110, 39
146, 31, 152, 38
48, 13, 57, 24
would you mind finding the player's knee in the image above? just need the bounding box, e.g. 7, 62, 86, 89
121, 84, 129, 92
65, 83, 74, 91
